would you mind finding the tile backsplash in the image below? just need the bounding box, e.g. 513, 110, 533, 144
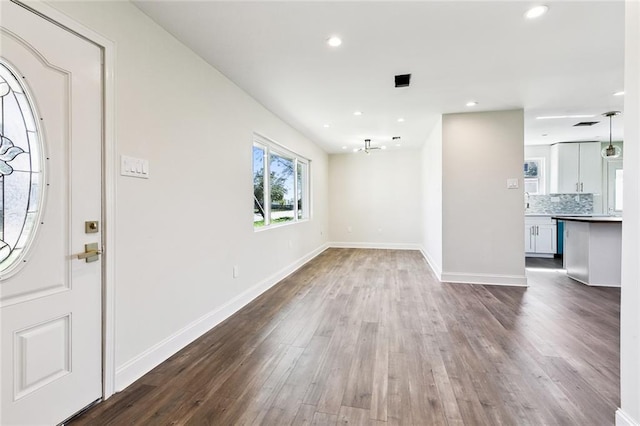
525, 193, 593, 215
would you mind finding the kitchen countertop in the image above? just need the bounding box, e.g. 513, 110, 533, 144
525, 213, 596, 217
551, 216, 622, 223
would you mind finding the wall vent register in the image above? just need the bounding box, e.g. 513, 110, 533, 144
394, 74, 411, 88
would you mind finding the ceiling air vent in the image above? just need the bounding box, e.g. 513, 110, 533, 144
395, 74, 411, 88
573, 121, 599, 127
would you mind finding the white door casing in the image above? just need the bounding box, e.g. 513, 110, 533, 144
1, 2, 103, 424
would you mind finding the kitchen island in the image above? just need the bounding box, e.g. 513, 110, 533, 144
553, 216, 622, 287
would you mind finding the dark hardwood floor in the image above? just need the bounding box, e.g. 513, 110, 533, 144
525, 255, 564, 270
71, 248, 620, 425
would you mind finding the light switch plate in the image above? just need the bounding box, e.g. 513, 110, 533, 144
507, 178, 519, 189
121, 155, 149, 179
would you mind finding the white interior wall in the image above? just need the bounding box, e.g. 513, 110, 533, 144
524, 145, 551, 194
442, 110, 526, 286
619, 2, 640, 425
51, 1, 329, 390
328, 150, 421, 248
420, 117, 443, 277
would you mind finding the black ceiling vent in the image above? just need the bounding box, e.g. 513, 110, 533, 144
395, 74, 411, 88
573, 121, 599, 127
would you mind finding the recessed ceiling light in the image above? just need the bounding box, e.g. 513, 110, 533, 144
525, 5, 549, 19
466, 101, 478, 107
327, 36, 342, 47
397, 118, 405, 122
354, 111, 363, 116
323, 124, 330, 128
536, 114, 595, 120
614, 91, 625, 96
381, 146, 387, 150
352, 148, 358, 152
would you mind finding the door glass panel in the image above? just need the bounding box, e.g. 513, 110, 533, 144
0, 62, 44, 273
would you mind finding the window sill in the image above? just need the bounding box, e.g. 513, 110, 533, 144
253, 218, 310, 232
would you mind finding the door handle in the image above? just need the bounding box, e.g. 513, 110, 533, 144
74, 243, 102, 263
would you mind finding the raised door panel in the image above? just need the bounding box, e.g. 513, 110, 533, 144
524, 225, 534, 252
578, 142, 603, 193
551, 143, 580, 193
535, 225, 557, 254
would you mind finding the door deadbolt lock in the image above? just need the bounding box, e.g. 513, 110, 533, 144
85, 221, 99, 234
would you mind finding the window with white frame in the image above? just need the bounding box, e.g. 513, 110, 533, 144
253, 134, 310, 229
524, 158, 544, 194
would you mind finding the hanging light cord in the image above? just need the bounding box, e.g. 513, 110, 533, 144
609, 113, 613, 147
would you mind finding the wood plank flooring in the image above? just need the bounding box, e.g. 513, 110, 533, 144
70, 248, 620, 425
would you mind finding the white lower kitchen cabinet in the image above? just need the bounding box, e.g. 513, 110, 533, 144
525, 216, 557, 257
562, 217, 622, 287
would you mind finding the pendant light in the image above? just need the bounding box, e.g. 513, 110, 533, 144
601, 111, 622, 159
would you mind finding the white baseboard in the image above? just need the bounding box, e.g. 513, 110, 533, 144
419, 246, 442, 280
329, 241, 421, 250
441, 271, 528, 287
617, 408, 640, 426
114, 243, 330, 392
565, 274, 621, 288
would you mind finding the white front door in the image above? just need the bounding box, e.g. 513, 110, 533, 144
0, 2, 103, 424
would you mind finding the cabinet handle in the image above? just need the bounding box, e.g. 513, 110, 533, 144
536, 225, 539, 235
580, 182, 583, 192
576, 182, 579, 192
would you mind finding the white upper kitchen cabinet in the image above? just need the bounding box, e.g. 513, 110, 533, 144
550, 142, 603, 212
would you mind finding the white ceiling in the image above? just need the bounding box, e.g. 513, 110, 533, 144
133, 0, 625, 153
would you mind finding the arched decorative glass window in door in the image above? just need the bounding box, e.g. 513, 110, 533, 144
0, 61, 44, 275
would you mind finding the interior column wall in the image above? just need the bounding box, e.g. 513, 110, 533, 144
441, 110, 526, 286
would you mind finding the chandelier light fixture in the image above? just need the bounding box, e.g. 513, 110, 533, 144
354, 138, 387, 154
